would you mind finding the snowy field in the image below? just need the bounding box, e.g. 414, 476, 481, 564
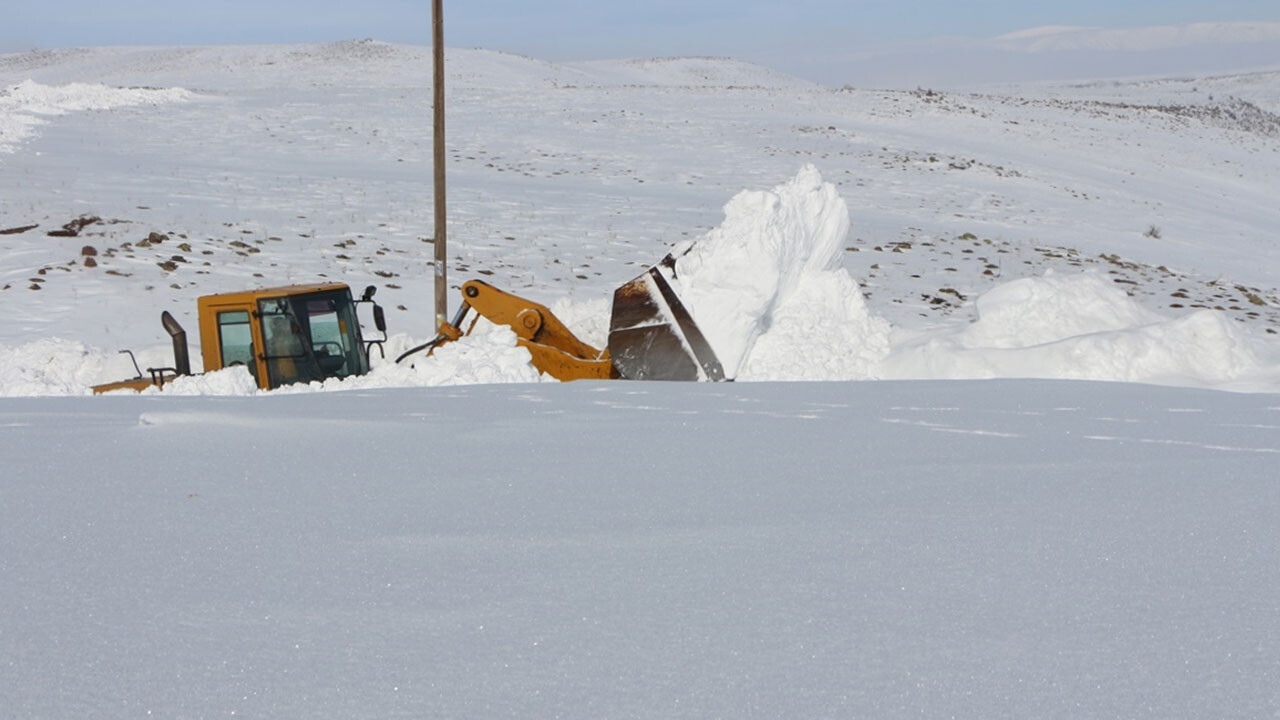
5, 380, 1280, 717
2, 41, 1280, 717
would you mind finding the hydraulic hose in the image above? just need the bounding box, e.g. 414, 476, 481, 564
395, 303, 471, 364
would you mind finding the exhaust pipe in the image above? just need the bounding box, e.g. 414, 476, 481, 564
160, 311, 191, 376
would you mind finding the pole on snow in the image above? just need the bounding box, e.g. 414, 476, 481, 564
432, 0, 447, 331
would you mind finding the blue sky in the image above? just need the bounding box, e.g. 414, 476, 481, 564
4, 0, 1279, 84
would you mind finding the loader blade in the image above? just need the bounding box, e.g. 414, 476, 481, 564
608, 255, 726, 382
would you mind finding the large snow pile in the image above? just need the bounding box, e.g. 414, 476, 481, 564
0, 336, 218, 397
962, 271, 1166, 348
670, 164, 889, 380
0, 80, 192, 153
882, 271, 1277, 390
0, 338, 116, 396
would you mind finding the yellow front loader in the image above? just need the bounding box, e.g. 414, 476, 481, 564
93, 252, 725, 393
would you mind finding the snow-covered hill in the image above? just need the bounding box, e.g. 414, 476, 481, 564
2, 42, 1278, 393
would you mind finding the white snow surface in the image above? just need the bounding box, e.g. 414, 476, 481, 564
5, 380, 1280, 718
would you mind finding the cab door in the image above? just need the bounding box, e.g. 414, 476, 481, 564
197, 299, 269, 389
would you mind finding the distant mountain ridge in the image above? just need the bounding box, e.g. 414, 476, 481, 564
995, 21, 1280, 53
0, 42, 813, 93
813, 20, 1280, 89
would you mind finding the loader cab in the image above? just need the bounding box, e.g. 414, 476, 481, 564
197, 283, 373, 390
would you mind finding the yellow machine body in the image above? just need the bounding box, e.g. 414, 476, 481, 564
195, 282, 365, 389
92, 283, 373, 393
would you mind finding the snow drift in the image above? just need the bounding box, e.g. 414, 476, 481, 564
1, 166, 1277, 396
669, 164, 890, 380
0, 79, 192, 153
652, 168, 1277, 389
882, 271, 1275, 390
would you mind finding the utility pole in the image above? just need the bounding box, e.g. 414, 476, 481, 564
432, 0, 447, 331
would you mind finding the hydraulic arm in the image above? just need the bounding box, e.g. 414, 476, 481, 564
396, 279, 617, 381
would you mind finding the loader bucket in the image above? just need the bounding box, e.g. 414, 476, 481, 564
608, 254, 726, 382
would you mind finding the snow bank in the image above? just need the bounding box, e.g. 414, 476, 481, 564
139, 365, 261, 396
738, 270, 891, 380
670, 164, 886, 378
0, 337, 207, 397
314, 323, 547, 391
0, 338, 104, 396
2, 167, 1277, 396
2, 324, 546, 397
0, 80, 192, 153
164, 323, 549, 396
961, 271, 1165, 348
882, 271, 1273, 389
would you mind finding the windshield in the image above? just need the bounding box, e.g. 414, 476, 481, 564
258, 289, 369, 388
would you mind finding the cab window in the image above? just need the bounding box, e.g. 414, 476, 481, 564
217, 311, 255, 369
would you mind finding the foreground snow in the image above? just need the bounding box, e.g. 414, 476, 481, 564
3, 379, 1278, 717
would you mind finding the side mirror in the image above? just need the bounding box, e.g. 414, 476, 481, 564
361, 285, 377, 302
373, 304, 387, 333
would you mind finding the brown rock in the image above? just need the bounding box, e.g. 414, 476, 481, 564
46, 215, 101, 237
